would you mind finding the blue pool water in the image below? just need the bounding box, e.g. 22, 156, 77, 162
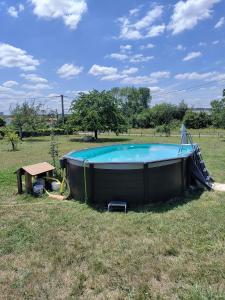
66, 143, 194, 163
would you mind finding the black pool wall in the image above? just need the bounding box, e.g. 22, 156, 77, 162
63, 157, 190, 208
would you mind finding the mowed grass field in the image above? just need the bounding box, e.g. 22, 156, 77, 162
1, 134, 225, 299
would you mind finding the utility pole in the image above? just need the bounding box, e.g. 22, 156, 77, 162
60, 94, 65, 124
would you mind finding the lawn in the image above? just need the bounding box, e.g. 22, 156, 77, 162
1, 134, 225, 299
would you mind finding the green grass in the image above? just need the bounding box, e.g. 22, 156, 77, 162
1, 134, 225, 299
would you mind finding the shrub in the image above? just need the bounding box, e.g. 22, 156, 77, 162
0, 117, 6, 127
184, 110, 211, 129
155, 124, 171, 136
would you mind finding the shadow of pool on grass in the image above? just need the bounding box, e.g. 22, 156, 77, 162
132, 190, 204, 213
83, 189, 205, 214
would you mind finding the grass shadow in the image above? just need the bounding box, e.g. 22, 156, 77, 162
133, 189, 205, 213
69, 137, 132, 143
90, 189, 205, 214
23, 138, 48, 143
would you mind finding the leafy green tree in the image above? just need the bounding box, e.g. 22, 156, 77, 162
211, 94, 225, 128
150, 103, 178, 126
176, 100, 188, 120
183, 110, 211, 129
10, 101, 43, 139
136, 102, 186, 129
110, 87, 151, 126
70, 90, 128, 139
0, 117, 6, 127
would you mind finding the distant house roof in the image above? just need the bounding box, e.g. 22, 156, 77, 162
17, 162, 55, 176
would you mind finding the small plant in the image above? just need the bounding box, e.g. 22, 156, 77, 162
156, 124, 171, 137
49, 130, 59, 168
49, 111, 60, 176
4, 128, 20, 151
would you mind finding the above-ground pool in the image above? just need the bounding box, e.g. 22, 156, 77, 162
61, 143, 195, 208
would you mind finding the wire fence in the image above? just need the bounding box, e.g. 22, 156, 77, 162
78, 129, 225, 139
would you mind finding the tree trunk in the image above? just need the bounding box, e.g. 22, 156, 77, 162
11, 141, 15, 151
94, 130, 98, 139
19, 127, 23, 140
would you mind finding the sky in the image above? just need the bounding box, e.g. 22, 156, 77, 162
0, 0, 225, 114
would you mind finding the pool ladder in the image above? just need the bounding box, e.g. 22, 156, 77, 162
178, 132, 213, 186
178, 132, 194, 155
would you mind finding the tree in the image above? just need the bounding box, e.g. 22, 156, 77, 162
10, 101, 43, 139
176, 100, 188, 120
70, 90, 128, 139
110, 87, 151, 126
211, 94, 225, 128
183, 110, 211, 129
0, 117, 6, 127
150, 103, 178, 126
4, 128, 20, 151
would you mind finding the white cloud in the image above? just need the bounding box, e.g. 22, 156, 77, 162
168, 0, 221, 35
120, 45, 132, 52
134, 5, 163, 30
88, 64, 118, 76
30, 0, 87, 30
101, 74, 126, 81
129, 54, 154, 63
150, 71, 170, 79
57, 63, 83, 79
176, 44, 186, 50
149, 86, 164, 93
118, 17, 143, 40
0, 85, 12, 93
108, 53, 128, 61
175, 72, 213, 80
214, 17, 224, 28
0, 43, 39, 71
147, 24, 165, 37
183, 51, 202, 61
122, 67, 138, 75
140, 43, 155, 49
107, 52, 154, 63
118, 5, 164, 40
89, 64, 169, 86
7, 4, 24, 18
2, 81, 18, 88
212, 40, 219, 45
22, 83, 51, 90
21, 73, 48, 83
129, 8, 140, 16
175, 71, 225, 82
121, 75, 157, 85
19, 4, 24, 11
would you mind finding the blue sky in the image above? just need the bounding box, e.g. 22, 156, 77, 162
0, 0, 225, 113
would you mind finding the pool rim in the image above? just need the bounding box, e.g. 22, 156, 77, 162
62, 142, 195, 166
